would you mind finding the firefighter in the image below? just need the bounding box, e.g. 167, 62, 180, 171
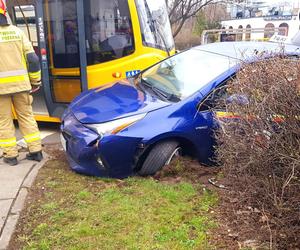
0, 0, 43, 166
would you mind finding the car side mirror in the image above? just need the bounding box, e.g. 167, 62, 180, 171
226, 94, 249, 105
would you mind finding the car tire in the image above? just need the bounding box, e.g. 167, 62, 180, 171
138, 141, 180, 176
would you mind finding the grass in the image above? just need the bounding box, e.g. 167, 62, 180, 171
12, 159, 218, 250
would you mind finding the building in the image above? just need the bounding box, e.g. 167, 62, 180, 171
221, 0, 300, 41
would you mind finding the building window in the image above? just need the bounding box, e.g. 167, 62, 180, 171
221, 26, 236, 42
279, 23, 289, 36
245, 24, 251, 41
237, 25, 243, 41
264, 23, 275, 39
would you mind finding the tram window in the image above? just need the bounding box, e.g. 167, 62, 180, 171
13, 6, 36, 25
44, 0, 80, 68
135, 0, 174, 52
84, 0, 135, 65
13, 5, 38, 47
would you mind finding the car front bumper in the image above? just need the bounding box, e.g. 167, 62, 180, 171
61, 111, 144, 178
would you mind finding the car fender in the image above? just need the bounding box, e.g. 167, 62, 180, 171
143, 132, 198, 156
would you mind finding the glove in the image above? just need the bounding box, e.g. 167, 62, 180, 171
30, 86, 41, 94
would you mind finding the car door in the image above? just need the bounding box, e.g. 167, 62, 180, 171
192, 79, 232, 165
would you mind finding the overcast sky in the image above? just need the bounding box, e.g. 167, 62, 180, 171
262, 0, 300, 4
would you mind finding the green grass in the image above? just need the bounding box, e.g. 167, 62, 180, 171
14, 160, 218, 250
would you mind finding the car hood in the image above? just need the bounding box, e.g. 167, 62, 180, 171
70, 80, 170, 124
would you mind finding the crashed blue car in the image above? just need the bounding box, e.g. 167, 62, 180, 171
61, 42, 300, 178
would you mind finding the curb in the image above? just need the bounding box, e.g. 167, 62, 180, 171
0, 154, 48, 250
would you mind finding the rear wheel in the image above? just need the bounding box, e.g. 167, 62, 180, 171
138, 141, 180, 176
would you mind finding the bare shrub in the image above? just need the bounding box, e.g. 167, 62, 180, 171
215, 57, 300, 249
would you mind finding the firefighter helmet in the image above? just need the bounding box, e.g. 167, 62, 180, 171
0, 0, 6, 16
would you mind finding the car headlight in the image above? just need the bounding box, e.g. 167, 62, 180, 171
86, 113, 147, 137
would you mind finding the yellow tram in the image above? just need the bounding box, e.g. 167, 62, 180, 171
6, 0, 175, 122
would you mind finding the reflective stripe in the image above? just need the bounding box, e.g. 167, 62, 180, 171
24, 132, 41, 143
0, 70, 28, 78
215, 111, 240, 119
0, 75, 29, 84
28, 71, 41, 79
0, 138, 17, 148
272, 115, 285, 123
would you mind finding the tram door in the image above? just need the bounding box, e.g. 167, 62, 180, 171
36, 0, 88, 118
10, 4, 51, 118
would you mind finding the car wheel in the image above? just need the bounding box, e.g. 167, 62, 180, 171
138, 141, 180, 176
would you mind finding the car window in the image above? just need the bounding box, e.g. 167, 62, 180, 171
198, 76, 235, 112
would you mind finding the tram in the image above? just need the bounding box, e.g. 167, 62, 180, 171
6, 0, 175, 122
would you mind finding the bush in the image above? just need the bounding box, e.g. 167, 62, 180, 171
215, 57, 300, 249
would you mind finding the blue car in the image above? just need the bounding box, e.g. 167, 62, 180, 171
61, 42, 300, 178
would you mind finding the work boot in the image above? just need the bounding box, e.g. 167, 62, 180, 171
26, 151, 43, 162
3, 157, 18, 166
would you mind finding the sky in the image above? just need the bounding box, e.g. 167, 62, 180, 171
261, 0, 300, 5
246, 0, 300, 8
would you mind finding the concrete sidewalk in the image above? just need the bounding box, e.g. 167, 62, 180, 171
0, 124, 60, 249
0, 152, 47, 249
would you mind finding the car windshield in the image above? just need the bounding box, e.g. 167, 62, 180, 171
141, 49, 238, 101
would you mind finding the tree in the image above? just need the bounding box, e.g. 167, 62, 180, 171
194, 9, 222, 36
166, 0, 223, 37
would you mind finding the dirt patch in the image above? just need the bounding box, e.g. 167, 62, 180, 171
211, 188, 270, 249
154, 157, 220, 184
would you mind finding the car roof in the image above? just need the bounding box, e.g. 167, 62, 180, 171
192, 41, 300, 61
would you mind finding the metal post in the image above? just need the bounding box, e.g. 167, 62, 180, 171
76, 0, 88, 92
35, 0, 53, 115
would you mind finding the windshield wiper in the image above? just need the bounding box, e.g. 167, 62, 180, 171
140, 78, 168, 98
153, 19, 171, 57
140, 78, 180, 102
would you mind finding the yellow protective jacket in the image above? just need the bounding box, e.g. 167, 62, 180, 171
0, 24, 41, 95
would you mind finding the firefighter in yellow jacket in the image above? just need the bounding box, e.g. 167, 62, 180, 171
0, 1, 43, 166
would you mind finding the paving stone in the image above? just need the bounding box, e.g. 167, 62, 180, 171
0, 215, 18, 250
0, 200, 13, 233
22, 164, 39, 188
0, 126, 55, 249
10, 189, 28, 215
0, 160, 33, 200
